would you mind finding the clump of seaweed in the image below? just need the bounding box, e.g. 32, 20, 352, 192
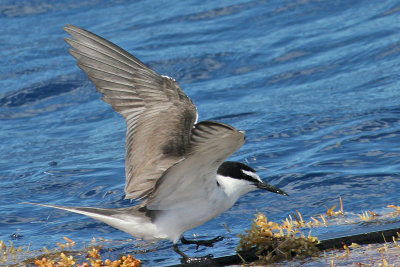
0, 236, 140, 267
237, 212, 320, 263
33, 245, 141, 267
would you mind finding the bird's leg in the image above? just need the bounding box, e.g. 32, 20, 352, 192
173, 244, 189, 259
173, 244, 213, 263
181, 235, 224, 249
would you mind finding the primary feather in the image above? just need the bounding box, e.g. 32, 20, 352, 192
64, 24, 198, 200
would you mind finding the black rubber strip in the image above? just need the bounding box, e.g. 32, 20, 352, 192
316, 227, 400, 250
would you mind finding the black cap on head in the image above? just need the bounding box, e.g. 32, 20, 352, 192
218, 161, 255, 178
218, 161, 288, 196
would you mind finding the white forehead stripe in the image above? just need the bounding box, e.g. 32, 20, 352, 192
242, 170, 262, 182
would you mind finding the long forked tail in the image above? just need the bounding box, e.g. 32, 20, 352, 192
22, 202, 165, 241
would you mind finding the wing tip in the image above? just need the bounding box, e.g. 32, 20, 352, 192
20, 202, 53, 208
63, 24, 76, 34
64, 24, 81, 32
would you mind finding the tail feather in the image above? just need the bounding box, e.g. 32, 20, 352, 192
22, 202, 166, 241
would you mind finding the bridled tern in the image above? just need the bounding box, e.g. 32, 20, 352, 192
28, 24, 288, 261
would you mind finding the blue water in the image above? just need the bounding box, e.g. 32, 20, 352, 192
1, 0, 400, 265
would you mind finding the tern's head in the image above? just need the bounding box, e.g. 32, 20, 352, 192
216, 161, 288, 199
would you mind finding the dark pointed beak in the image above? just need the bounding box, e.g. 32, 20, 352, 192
256, 181, 288, 196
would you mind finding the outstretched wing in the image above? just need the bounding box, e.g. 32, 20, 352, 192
64, 25, 197, 200
146, 121, 245, 210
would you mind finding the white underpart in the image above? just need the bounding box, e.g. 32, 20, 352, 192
152, 174, 258, 243
61, 208, 167, 241
242, 169, 263, 183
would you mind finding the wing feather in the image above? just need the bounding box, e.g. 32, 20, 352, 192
146, 121, 245, 210
64, 24, 197, 199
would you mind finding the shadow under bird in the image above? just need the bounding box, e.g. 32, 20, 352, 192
26, 24, 288, 262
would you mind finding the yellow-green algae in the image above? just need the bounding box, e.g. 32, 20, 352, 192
237, 212, 320, 263
237, 198, 400, 266
1, 237, 140, 267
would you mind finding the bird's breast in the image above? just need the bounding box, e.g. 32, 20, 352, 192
153, 184, 233, 243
